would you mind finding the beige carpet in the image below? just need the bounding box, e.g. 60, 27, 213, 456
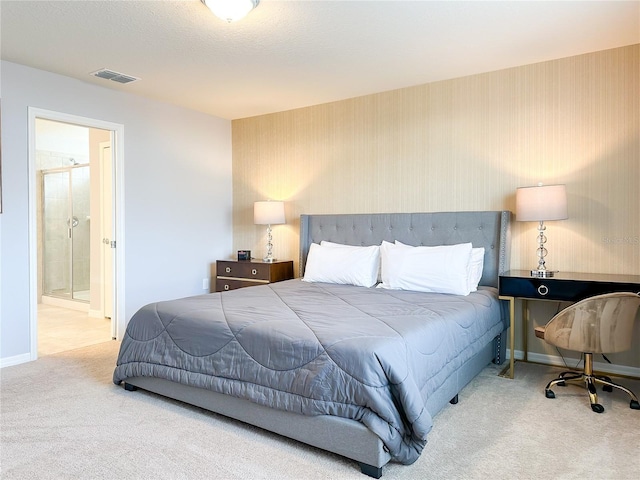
1, 341, 639, 479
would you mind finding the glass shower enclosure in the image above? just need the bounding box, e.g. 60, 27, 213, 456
41, 164, 91, 302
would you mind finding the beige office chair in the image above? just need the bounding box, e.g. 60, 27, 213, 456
534, 292, 640, 413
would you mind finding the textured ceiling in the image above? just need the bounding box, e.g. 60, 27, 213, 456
1, 0, 639, 120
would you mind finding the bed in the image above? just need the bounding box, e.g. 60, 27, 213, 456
113, 211, 512, 478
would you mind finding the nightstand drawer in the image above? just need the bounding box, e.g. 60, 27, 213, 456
216, 278, 265, 292
216, 261, 271, 281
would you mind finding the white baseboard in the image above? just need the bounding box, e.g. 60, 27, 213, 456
0, 353, 32, 369
506, 349, 640, 378
506, 349, 526, 361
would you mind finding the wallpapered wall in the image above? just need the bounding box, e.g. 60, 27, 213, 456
232, 45, 638, 279
231, 45, 639, 370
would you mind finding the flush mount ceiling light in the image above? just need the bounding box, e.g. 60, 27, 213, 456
201, 0, 260, 23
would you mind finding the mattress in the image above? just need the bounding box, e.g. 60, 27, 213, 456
113, 279, 503, 464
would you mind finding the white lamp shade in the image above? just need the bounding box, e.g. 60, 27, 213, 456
254, 201, 285, 225
516, 184, 568, 221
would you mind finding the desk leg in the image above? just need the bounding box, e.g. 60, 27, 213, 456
498, 296, 515, 379
522, 299, 528, 363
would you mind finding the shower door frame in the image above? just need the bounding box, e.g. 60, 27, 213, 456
27, 107, 125, 361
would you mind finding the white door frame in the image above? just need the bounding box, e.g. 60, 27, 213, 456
98, 141, 114, 331
28, 107, 125, 360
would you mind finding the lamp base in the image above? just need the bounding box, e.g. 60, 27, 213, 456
530, 269, 558, 278
263, 257, 277, 263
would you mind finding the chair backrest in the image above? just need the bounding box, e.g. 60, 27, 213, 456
542, 292, 640, 354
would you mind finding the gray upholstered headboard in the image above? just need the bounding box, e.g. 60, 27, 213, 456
299, 211, 512, 288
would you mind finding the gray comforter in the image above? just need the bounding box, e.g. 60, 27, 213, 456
113, 279, 503, 464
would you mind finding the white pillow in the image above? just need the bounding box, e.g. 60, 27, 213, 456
467, 247, 485, 292
320, 240, 384, 283
379, 241, 399, 288
303, 242, 380, 287
394, 241, 484, 293
379, 241, 473, 295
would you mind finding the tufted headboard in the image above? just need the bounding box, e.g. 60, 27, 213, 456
299, 211, 512, 288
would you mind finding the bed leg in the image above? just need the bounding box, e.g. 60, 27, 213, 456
358, 463, 383, 478
124, 382, 138, 392
493, 331, 507, 365
449, 394, 459, 404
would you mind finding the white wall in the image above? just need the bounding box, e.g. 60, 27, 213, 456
0, 61, 232, 365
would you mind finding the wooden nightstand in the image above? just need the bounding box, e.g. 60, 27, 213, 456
215, 259, 294, 292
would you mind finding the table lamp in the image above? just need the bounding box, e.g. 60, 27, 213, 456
516, 183, 568, 277
254, 201, 285, 263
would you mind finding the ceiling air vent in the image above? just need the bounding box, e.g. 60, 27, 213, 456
90, 68, 140, 84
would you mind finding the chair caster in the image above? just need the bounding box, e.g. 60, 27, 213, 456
545, 389, 555, 399
631, 400, 640, 410
591, 403, 605, 413
603, 385, 613, 392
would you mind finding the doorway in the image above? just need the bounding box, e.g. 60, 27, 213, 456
28, 109, 124, 359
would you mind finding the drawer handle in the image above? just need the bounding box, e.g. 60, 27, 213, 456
252, 269, 257, 275
224, 284, 230, 291
538, 285, 549, 296
225, 267, 231, 273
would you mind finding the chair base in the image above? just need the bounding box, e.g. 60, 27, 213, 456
544, 354, 640, 413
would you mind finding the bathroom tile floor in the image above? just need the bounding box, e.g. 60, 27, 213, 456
38, 303, 113, 356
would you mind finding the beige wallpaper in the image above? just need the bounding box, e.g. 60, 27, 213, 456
233, 45, 639, 280
232, 45, 640, 370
